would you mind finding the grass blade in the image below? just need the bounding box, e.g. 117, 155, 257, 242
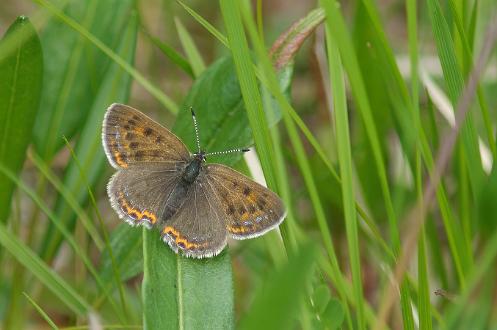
23, 292, 59, 329
323, 15, 365, 328
175, 17, 205, 77
0, 222, 90, 316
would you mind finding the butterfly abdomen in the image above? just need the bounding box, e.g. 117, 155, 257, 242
162, 182, 189, 222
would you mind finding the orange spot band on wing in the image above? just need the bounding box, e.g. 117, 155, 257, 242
228, 225, 248, 234
162, 226, 205, 250
114, 152, 128, 168
118, 193, 157, 224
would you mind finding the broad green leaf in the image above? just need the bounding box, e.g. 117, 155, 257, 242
312, 284, 331, 314
238, 242, 317, 329
33, 0, 134, 159
173, 56, 251, 165
0, 222, 90, 316
321, 298, 345, 330
40, 10, 137, 260
0, 16, 43, 222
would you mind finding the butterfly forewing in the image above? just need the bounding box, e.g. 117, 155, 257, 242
161, 178, 228, 258
102, 103, 190, 169
108, 164, 183, 228
203, 164, 286, 239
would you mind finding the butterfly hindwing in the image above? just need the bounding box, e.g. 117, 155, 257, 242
203, 164, 286, 239
107, 164, 183, 228
102, 103, 190, 169
160, 177, 228, 258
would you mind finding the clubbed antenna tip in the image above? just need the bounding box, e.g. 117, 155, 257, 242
190, 107, 196, 117
242, 148, 250, 152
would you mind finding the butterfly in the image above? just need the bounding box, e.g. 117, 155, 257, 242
102, 103, 286, 258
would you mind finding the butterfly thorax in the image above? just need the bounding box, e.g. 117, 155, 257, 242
182, 152, 206, 184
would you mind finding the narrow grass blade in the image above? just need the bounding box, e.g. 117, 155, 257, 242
323, 18, 365, 329
175, 17, 205, 77
143, 31, 194, 77
219, 0, 279, 191
177, 0, 228, 47
0, 222, 90, 316
23, 292, 59, 329
427, 0, 484, 204
0, 16, 43, 222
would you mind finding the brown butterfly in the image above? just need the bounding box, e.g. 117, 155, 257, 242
102, 103, 286, 258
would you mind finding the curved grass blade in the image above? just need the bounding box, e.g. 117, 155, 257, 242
0, 222, 90, 316
0, 16, 43, 222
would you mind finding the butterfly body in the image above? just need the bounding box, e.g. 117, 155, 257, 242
102, 103, 286, 258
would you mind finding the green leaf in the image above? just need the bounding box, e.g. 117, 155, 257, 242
33, 0, 135, 159
173, 56, 251, 165
238, 242, 317, 329
40, 10, 138, 260
321, 298, 345, 330
312, 285, 331, 314
0, 16, 43, 222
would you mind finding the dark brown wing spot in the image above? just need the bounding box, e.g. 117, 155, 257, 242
243, 187, 251, 196
257, 197, 266, 210
132, 115, 140, 121
129, 142, 139, 149
155, 135, 162, 143
248, 205, 256, 214
144, 127, 154, 136
125, 132, 134, 140
227, 204, 236, 215
128, 119, 136, 126
238, 205, 246, 215
177, 242, 186, 249
123, 124, 130, 130
135, 150, 144, 161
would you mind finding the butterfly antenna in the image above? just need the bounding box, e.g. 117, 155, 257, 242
190, 107, 201, 153
205, 148, 250, 157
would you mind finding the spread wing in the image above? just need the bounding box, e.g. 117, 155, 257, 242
107, 164, 182, 229
102, 103, 190, 169
203, 164, 286, 239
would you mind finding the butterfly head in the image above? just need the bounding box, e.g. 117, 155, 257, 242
193, 151, 207, 162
